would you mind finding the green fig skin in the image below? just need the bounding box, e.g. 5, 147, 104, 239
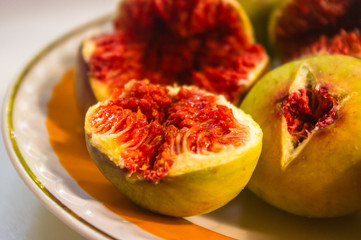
74, 44, 97, 115
241, 55, 361, 218
238, 0, 279, 50
85, 133, 262, 217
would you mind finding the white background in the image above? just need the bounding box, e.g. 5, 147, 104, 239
0, 1, 117, 239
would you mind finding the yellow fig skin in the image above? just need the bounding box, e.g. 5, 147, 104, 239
86, 133, 262, 217
241, 55, 361, 218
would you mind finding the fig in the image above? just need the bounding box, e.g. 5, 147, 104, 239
85, 80, 262, 217
75, 0, 269, 114
241, 55, 361, 218
269, 0, 361, 61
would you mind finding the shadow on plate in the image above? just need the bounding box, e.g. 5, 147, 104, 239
204, 188, 361, 240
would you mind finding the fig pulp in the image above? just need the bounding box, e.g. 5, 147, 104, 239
76, 0, 269, 114
281, 86, 337, 144
269, 0, 361, 61
85, 80, 263, 217
241, 55, 361, 218
290, 29, 361, 60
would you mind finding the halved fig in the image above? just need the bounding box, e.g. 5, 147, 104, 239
269, 0, 361, 61
85, 80, 262, 217
75, 0, 269, 114
241, 55, 361, 218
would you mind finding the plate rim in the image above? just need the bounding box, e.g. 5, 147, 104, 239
1, 13, 122, 240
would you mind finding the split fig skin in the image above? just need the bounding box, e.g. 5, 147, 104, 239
84, 80, 262, 217
75, 0, 269, 114
241, 55, 361, 218
269, 0, 361, 61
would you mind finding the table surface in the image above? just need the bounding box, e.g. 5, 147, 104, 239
0, 1, 117, 239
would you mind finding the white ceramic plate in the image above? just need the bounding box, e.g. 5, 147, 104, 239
3, 14, 361, 240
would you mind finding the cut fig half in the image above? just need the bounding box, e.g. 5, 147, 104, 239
75, 0, 269, 114
241, 55, 361, 218
269, 0, 361, 61
289, 29, 361, 60
85, 80, 262, 217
